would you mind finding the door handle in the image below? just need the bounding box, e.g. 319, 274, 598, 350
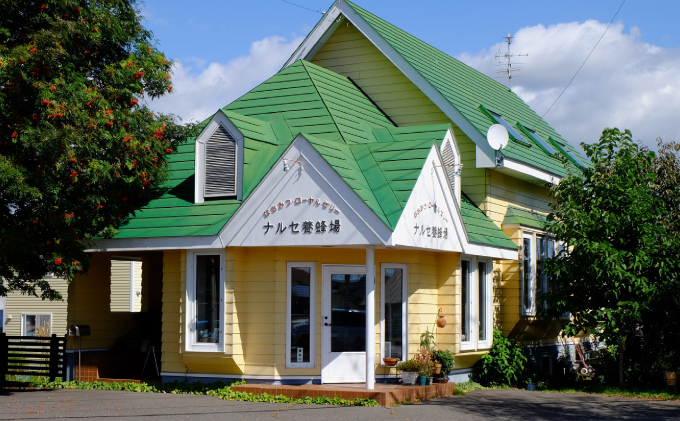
324, 322, 332, 326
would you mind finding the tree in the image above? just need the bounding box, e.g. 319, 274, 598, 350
0, 0, 189, 299
544, 128, 680, 384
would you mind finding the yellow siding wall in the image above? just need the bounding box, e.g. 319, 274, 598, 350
66, 253, 137, 350
484, 171, 551, 227
161, 247, 467, 377
310, 22, 487, 207
4, 276, 69, 337
65, 252, 162, 351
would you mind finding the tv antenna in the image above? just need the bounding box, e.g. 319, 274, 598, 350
495, 33, 528, 82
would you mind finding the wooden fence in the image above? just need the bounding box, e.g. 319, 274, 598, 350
0, 333, 66, 389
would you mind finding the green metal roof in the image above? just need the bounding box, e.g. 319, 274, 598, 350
502, 206, 548, 230
343, 0, 588, 177
115, 60, 513, 250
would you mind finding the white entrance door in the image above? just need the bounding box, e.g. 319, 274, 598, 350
321, 265, 367, 383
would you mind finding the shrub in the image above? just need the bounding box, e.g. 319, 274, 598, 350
476, 329, 527, 386
432, 349, 455, 376
396, 359, 422, 372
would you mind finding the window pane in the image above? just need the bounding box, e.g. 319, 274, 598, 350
196, 255, 220, 344
478, 262, 487, 342
528, 130, 556, 154
490, 111, 525, 142
330, 274, 366, 352
24, 314, 37, 336
290, 267, 311, 363
546, 238, 555, 294
537, 236, 545, 295
523, 238, 532, 313
384, 268, 403, 359
461, 260, 470, 342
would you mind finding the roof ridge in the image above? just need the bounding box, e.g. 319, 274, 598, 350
299, 61, 349, 144
349, 143, 402, 228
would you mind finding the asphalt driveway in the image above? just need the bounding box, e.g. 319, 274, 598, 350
2, 388, 680, 420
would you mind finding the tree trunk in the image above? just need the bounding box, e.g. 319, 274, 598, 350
618, 338, 625, 385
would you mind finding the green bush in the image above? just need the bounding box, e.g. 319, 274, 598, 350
476, 329, 527, 386
432, 349, 454, 377
396, 359, 422, 372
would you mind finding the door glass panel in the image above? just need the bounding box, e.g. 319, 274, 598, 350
384, 268, 403, 359
330, 274, 366, 352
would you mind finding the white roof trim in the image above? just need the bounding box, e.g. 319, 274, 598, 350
502, 158, 561, 185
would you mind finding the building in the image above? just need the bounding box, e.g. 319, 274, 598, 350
61, 0, 586, 385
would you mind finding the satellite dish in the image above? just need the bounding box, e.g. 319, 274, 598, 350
487, 124, 509, 151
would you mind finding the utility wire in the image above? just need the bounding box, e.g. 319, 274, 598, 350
541, 0, 626, 119
279, 0, 325, 14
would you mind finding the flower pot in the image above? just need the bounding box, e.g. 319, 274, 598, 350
426, 377, 433, 385
667, 371, 678, 386
401, 371, 418, 385
436, 314, 446, 328
434, 376, 447, 383
434, 362, 442, 375
383, 357, 399, 367
418, 375, 427, 386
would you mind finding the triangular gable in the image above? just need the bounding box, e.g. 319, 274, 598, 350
285, 0, 588, 181
221, 135, 393, 247
389, 142, 516, 259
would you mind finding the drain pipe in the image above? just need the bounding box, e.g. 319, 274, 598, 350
366, 246, 375, 390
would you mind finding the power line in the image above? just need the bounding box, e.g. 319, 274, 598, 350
279, 0, 325, 15
541, 0, 626, 119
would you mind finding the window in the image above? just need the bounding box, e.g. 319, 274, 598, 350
461, 257, 492, 350
194, 112, 244, 203
110, 259, 143, 313
553, 142, 586, 167
525, 129, 556, 155
21, 313, 51, 337
521, 233, 557, 315
381, 264, 408, 363
286, 262, 316, 368
186, 250, 225, 352
488, 111, 526, 143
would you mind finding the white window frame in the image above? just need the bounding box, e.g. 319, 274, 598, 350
194, 112, 244, 204
21, 313, 52, 337
380, 263, 409, 364
521, 230, 558, 316
460, 256, 493, 351
286, 262, 317, 368
185, 249, 226, 353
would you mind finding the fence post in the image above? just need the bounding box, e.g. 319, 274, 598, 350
49, 334, 58, 382
0, 332, 7, 390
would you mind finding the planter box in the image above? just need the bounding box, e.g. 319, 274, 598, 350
401, 371, 418, 385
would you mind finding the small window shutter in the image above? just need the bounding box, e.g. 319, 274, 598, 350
441, 141, 457, 195
205, 125, 237, 197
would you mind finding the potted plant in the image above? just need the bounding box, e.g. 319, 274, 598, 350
383, 357, 399, 367
396, 360, 421, 385
431, 349, 454, 383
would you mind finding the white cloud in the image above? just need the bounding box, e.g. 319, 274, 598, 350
146, 36, 304, 124
458, 20, 680, 150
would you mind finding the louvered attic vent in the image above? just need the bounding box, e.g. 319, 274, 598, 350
441, 141, 457, 194
204, 125, 237, 198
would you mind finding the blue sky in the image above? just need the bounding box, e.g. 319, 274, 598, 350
141, 0, 680, 149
